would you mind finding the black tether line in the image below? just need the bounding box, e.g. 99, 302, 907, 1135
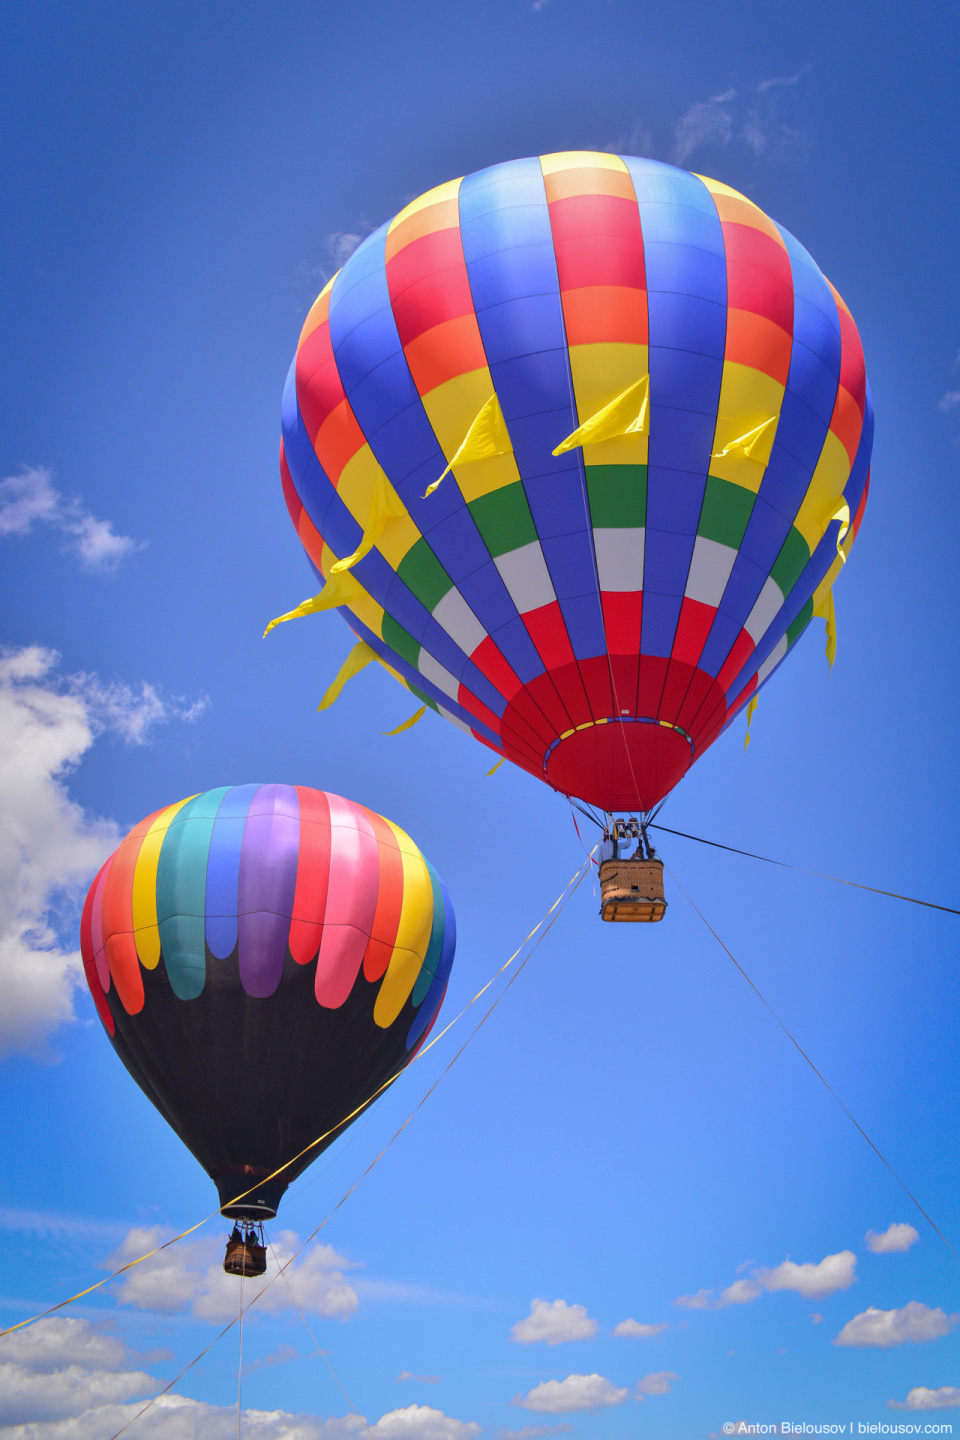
651, 823, 960, 917
668, 866, 957, 1258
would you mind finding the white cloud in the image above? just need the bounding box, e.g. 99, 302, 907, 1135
107, 1227, 358, 1323
0, 1318, 154, 1428
0, 1318, 479, 1440
514, 1375, 629, 1414
496, 1428, 573, 1439
0, 648, 206, 1059
756, 1251, 857, 1300
866, 1223, 920, 1254
809, 1314, 824, 1325
395, 1372, 440, 1384
613, 1319, 668, 1338
0, 466, 141, 571
675, 1251, 856, 1313
889, 1386, 960, 1411
834, 1303, 957, 1349
510, 1299, 597, 1345
674, 1289, 714, 1310
940, 390, 960, 413
635, 1371, 678, 1398
371, 1408, 480, 1440
718, 1279, 763, 1306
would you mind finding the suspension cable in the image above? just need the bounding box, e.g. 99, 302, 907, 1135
668, 865, 957, 1257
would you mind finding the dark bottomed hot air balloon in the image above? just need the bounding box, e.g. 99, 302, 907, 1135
80, 784, 455, 1231
276, 152, 872, 836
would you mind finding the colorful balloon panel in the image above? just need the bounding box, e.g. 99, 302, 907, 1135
281, 152, 872, 812
80, 784, 455, 1216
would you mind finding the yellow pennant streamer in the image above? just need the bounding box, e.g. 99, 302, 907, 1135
552, 374, 649, 456
713, 415, 778, 468
485, 757, 506, 776
330, 473, 406, 574
814, 588, 837, 669
382, 705, 427, 736
829, 499, 851, 562
263, 569, 364, 637
744, 694, 758, 751
317, 639, 376, 711
425, 393, 513, 497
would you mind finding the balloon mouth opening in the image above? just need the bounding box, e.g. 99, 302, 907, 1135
215, 1170, 288, 1221
543, 716, 694, 813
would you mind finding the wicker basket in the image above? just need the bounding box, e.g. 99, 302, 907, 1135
598, 857, 667, 923
223, 1239, 267, 1277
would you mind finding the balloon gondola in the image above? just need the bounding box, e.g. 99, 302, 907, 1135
275, 151, 872, 920
79, 783, 456, 1273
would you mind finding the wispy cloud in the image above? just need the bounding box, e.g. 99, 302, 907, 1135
757, 64, 813, 92
0, 647, 206, 1059
672, 90, 736, 164
396, 1372, 441, 1384
511, 1299, 598, 1345
834, 1302, 957, 1349
676, 1250, 857, 1311
0, 466, 142, 571
636, 1371, 678, 1398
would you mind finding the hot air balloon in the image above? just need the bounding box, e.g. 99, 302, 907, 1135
276, 152, 871, 910
80, 784, 455, 1269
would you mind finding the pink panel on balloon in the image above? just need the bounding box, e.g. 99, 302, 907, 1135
314, 795, 381, 1008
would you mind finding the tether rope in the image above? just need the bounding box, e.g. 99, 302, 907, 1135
668, 865, 956, 1257
105, 859, 589, 1438
653, 823, 960, 916
0, 857, 589, 1344
269, 1236, 377, 1440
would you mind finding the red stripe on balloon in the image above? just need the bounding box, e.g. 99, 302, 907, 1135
289, 786, 332, 965
80, 858, 115, 1035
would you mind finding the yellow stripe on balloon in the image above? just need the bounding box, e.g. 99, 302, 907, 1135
373, 820, 435, 1027
131, 796, 197, 968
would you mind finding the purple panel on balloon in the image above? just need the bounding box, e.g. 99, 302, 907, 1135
238, 784, 300, 998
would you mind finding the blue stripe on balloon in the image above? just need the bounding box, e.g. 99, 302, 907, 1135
325, 221, 546, 690
458, 158, 607, 664
621, 158, 727, 661
406, 871, 457, 1050
205, 784, 260, 960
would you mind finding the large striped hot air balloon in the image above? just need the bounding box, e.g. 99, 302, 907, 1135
80, 784, 455, 1220
278, 152, 871, 813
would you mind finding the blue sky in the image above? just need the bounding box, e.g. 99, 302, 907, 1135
2, 1, 959, 1436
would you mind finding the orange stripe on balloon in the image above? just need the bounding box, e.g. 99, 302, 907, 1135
561, 285, 648, 347
357, 806, 405, 982
402, 314, 488, 397
289, 786, 332, 964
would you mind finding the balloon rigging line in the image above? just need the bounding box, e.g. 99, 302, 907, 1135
653, 824, 960, 917
268, 1237, 378, 1440
106, 860, 590, 1440
237, 1272, 244, 1440
667, 865, 957, 1259
0, 858, 591, 1344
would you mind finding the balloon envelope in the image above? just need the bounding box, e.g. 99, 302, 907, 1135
80, 784, 455, 1217
280, 152, 872, 811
